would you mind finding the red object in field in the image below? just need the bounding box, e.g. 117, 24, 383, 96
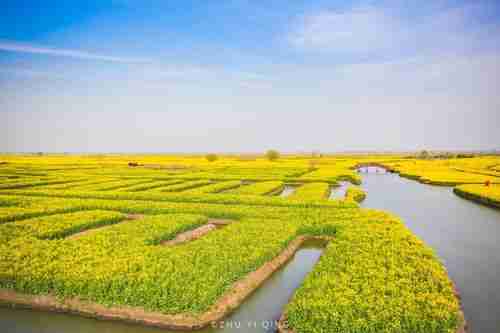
485, 180, 490, 187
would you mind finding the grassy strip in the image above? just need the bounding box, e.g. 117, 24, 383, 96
183, 180, 242, 194
0, 194, 358, 227
0, 210, 124, 241
453, 185, 500, 209
75, 214, 208, 246
115, 180, 185, 192
0, 187, 359, 210
226, 181, 284, 195
0, 179, 80, 190
0, 197, 22, 207
158, 180, 213, 192
70, 179, 155, 192
41, 178, 118, 190
288, 183, 330, 201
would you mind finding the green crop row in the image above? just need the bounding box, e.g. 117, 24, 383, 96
115, 179, 185, 192
225, 181, 284, 195
0, 179, 79, 190
0, 210, 124, 241
36, 178, 99, 190
183, 180, 242, 194
76, 214, 208, 246
68, 179, 156, 192
288, 183, 330, 201
1, 188, 358, 210
156, 180, 214, 192
0, 196, 97, 224
39, 178, 118, 190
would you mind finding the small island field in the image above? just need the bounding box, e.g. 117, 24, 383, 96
1, 153, 497, 332
454, 184, 500, 209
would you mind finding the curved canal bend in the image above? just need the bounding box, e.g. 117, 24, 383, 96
359, 167, 500, 333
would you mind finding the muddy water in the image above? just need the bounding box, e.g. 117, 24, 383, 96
0, 243, 325, 333
359, 167, 500, 333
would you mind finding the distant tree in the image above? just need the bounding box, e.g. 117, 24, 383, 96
205, 153, 218, 162
311, 151, 321, 158
309, 160, 319, 171
265, 149, 280, 161
418, 150, 430, 159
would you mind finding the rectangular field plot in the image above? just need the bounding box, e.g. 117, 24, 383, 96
224, 181, 284, 195
287, 182, 330, 200
156, 180, 213, 192
115, 179, 185, 192
0, 178, 80, 190
0, 210, 124, 241
68, 179, 157, 192
182, 180, 242, 194
0, 154, 474, 333
39, 178, 118, 190
73, 214, 208, 246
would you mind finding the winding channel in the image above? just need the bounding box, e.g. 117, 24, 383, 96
359, 167, 500, 333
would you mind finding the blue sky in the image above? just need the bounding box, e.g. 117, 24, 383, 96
1, 0, 499, 152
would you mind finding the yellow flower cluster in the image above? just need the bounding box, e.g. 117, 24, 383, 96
0, 154, 472, 332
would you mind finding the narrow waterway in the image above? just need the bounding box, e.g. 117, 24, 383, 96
278, 185, 296, 197
0, 243, 325, 333
329, 181, 349, 199
359, 167, 500, 333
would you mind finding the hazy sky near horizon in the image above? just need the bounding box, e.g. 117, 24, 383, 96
1, 0, 499, 152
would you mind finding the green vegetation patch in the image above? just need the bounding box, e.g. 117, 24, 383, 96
344, 186, 367, 203
0, 210, 124, 241
454, 184, 500, 208
225, 181, 284, 195
288, 182, 330, 201
285, 212, 461, 333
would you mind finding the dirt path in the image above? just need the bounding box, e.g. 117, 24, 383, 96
161, 224, 217, 246
161, 219, 234, 246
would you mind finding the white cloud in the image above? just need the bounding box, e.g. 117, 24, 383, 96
0, 40, 151, 63
289, 6, 397, 53
288, 3, 500, 57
